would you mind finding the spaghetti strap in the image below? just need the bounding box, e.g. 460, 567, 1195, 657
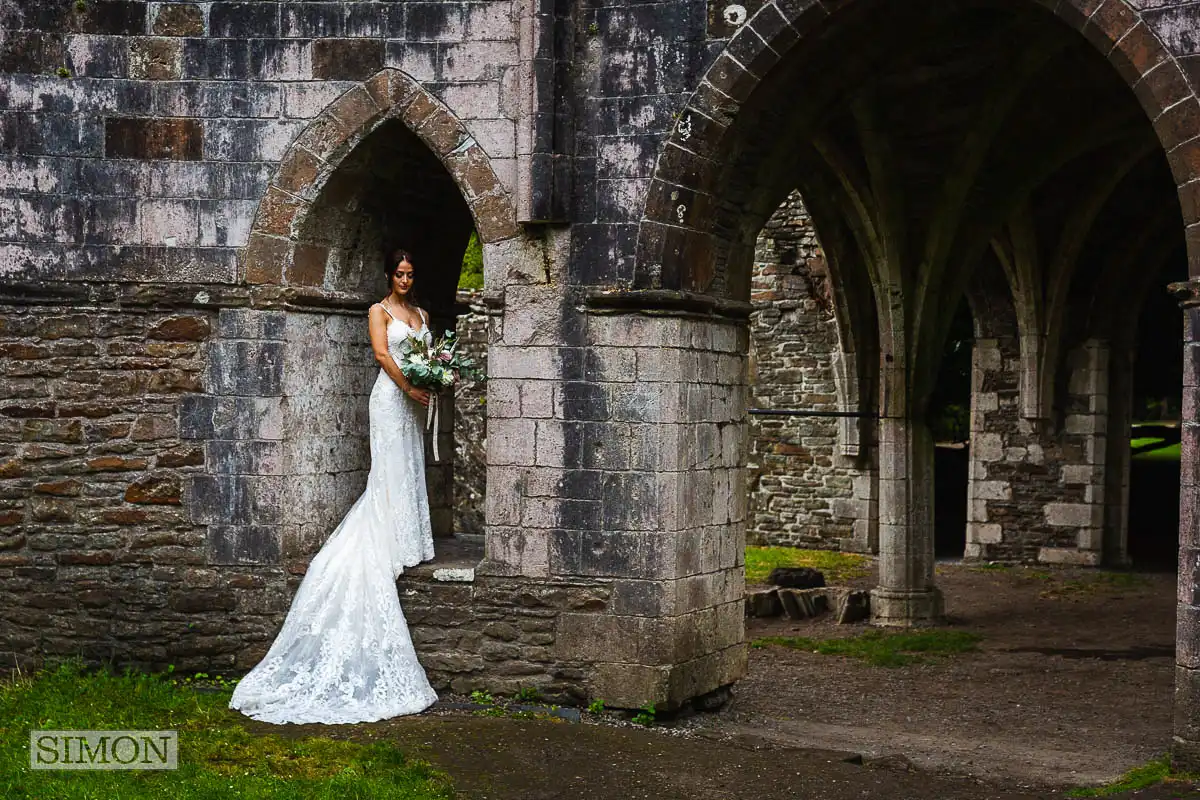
417, 307, 427, 326
376, 302, 398, 321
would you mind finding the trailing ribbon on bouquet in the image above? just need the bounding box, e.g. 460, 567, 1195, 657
426, 392, 440, 462
397, 329, 483, 465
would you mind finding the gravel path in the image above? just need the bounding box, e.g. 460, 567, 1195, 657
695, 562, 1177, 787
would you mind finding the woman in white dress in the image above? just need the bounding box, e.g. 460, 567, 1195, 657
229, 250, 439, 724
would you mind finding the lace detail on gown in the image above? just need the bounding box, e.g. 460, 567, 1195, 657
229, 312, 437, 724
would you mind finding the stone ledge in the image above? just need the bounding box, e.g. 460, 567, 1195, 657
582, 288, 753, 320
402, 534, 485, 582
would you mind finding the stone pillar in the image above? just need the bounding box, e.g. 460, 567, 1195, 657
1040, 339, 1109, 565
546, 310, 748, 709
474, 233, 746, 710
475, 281, 570, 581
965, 336, 1016, 558
187, 308, 289, 570
1173, 282, 1200, 769
872, 412, 943, 625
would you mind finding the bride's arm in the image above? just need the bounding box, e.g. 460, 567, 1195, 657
369, 305, 431, 406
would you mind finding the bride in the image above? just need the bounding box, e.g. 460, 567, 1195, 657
229, 249, 439, 724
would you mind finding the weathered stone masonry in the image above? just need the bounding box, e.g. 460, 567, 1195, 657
746, 193, 876, 553
453, 201, 877, 555
0, 0, 748, 709
7, 0, 1200, 764
0, 291, 292, 672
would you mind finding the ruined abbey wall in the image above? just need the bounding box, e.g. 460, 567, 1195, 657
5, 0, 1200, 755
745, 194, 876, 552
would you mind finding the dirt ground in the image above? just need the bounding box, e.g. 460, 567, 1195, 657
247, 561, 1196, 799
697, 561, 1179, 788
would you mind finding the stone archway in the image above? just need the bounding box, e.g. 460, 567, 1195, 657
241, 68, 519, 292
633, 0, 1200, 765
637, 2, 1196, 287
197, 70, 522, 589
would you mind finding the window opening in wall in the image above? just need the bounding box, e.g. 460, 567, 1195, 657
930, 299, 974, 559
287, 117, 485, 566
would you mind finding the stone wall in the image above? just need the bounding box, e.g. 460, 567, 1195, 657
745, 194, 876, 552
453, 198, 882, 553
448, 198, 878, 553
453, 290, 488, 535
0, 291, 289, 672
966, 333, 1113, 565
397, 569, 610, 703
0, 0, 522, 290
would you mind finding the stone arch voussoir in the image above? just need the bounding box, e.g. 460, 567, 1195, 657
636, 0, 1200, 290
242, 68, 519, 287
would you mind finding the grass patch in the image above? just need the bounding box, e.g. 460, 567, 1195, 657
1130, 434, 1181, 463
0, 661, 453, 800
1066, 754, 1198, 797
745, 546, 870, 585
968, 562, 1013, 573
1132, 441, 1180, 462
752, 629, 982, 667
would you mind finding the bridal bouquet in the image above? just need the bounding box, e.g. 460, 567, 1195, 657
396, 330, 483, 389
396, 331, 483, 461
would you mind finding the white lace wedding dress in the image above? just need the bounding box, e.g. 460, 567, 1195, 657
229, 307, 438, 724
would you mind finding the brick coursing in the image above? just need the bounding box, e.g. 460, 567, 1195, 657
0, 301, 291, 671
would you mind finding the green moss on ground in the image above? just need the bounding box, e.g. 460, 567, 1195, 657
1066, 754, 1199, 797
744, 546, 871, 585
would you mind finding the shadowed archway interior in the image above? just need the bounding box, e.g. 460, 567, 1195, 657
642, 0, 1185, 623
283, 117, 479, 549
294, 118, 476, 328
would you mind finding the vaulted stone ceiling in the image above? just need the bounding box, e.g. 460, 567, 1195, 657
706, 0, 1182, 414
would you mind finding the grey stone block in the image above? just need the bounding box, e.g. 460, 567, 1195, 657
187, 474, 283, 525
206, 440, 284, 476
207, 525, 282, 565
206, 340, 284, 396
744, 587, 781, 617
549, 529, 665, 579
777, 588, 828, 620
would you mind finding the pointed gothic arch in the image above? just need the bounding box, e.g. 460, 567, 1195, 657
240, 68, 519, 291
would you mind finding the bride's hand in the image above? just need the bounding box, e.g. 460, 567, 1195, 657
406, 387, 431, 406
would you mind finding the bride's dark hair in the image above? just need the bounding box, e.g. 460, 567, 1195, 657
385, 249, 422, 305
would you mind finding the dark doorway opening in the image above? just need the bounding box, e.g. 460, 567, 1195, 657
1127, 258, 1185, 570
931, 299, 974, 558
